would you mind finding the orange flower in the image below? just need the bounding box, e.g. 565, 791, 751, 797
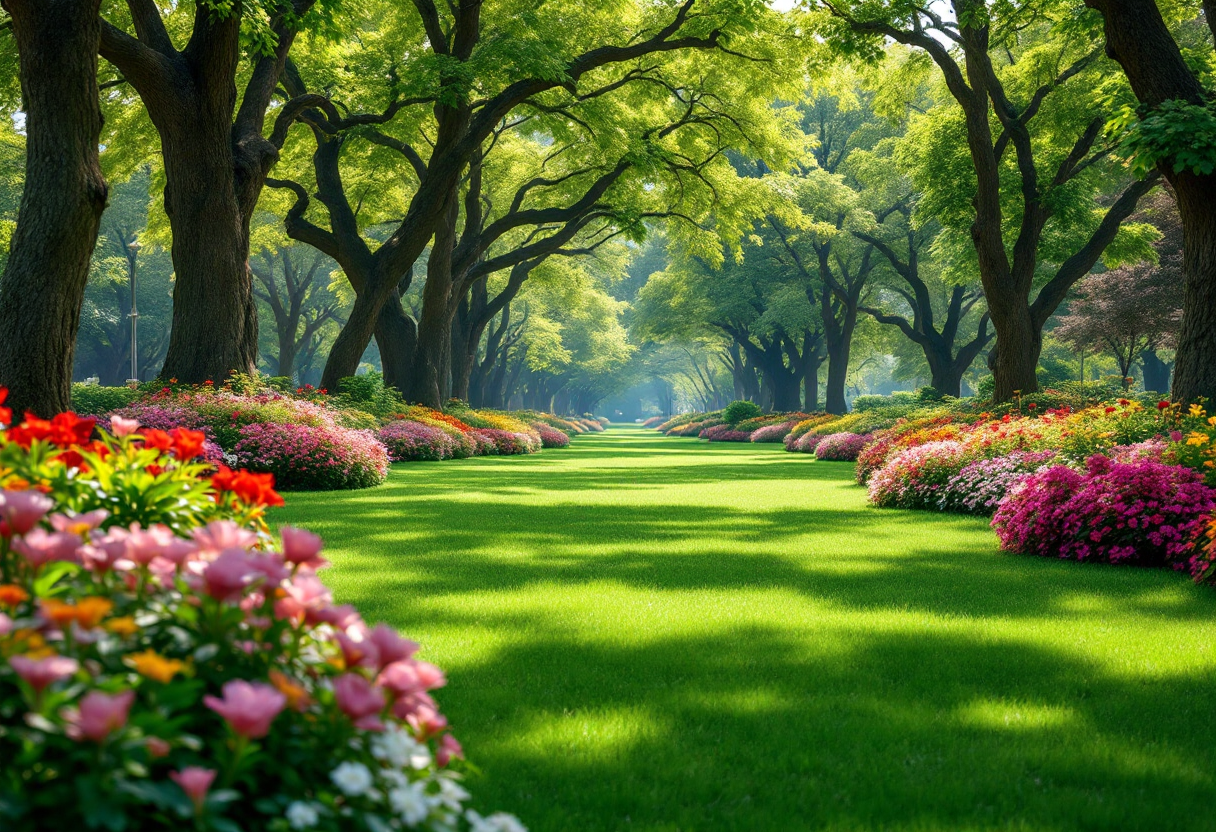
105, 616, 139, 637
0, 584, 29, 608
269, 670, 311, 711
73, 597, 114, 629
125, 649, 187, 683
40, 599, 80, 628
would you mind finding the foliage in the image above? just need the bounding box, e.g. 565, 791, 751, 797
722, 400, 763, 425
70, 384, 140, 417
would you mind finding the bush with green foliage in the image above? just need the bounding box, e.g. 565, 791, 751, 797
70, 384, 140, 416
722, 400, 763, 425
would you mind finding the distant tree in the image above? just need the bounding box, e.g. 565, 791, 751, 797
251, 246, 345, 380
1055, 191, 1184, 389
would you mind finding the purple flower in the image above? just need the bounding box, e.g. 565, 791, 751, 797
814, 433, 872, 461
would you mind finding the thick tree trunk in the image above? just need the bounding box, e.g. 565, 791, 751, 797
276, 326, 297, 380
986, 305, 1041, 401
158, 130, 258, 382
1083, 0, 1216, 403
1141, 348, 1172, 394
929, 363, 965, 399
374, 294, 417, 393
408, 195, 459, 408
0, 0, 107, 417
1170, 180, 1216, 403
323, 292, 381, 390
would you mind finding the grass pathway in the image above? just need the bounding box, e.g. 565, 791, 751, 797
272, 425, 1216, 832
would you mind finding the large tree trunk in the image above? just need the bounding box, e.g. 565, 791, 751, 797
986, 301, 1040, 401
0, 0, 107, 417
374, 293, 417, 393
1082, 0, 1216, 403
408, 193, 459, 407
158, 125, 258, 382
1170, 181, 1216, 403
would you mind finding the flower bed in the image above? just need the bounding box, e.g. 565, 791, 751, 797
814, 433, 872, 461
378, 420, 460, 462
750, 421, 796, 443
0, 401, 522, 832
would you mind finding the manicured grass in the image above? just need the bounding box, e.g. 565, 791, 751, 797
271, 425, 1216, 832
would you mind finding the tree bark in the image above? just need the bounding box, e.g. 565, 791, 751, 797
407, 190, 460, 407
1081, 0, 1216, 403
0, 0, 107, 417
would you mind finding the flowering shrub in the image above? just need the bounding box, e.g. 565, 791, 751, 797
795, 433, 827, 454
642, 416, 666, 428
233, 423, 389, 491
813, 433, 872, 462
475, 430, 537, 456
701, 424, 752, 442
534, 425, 571, 449
992, 455, 1215, 568
378, 421, 459, 462
937, 450, 1058, 515
0, 416, 522, 832
866, 441, 971, 509
750, 422, 796, 443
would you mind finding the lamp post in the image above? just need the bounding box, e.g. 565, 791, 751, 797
126, 239, 141, 386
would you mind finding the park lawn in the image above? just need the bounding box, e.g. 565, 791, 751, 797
271, 425, 1216, 832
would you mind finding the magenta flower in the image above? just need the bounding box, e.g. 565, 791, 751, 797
12, 529, 82, 570
10, 655, 79, 691
170, 767, 217, 812
281, 526, 327, 570
333, 673, 387, 730
274, 573, 331, 623
203, 680, 287, 739
68, 690, 136, 742
436, 733, 464, 767
334, 631, 380, 670
109, 415, 141, 437
0, 489, 54, 536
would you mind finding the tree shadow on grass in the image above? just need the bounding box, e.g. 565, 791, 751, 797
422, 621, 1216, 831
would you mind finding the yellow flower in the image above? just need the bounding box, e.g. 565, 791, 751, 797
105, 616, 139, 637
1189, 404, 1207, 418
125, 650, 187, 683
269, 670, 310, 711
1186, 432, 1210, 447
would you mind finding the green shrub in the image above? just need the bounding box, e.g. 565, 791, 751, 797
723, 400, 763, 424
70, 384, 140, 416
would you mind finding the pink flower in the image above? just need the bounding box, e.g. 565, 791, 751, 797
366, 624, 419, 670
109, 415, 141, 437
406, 703, 448, 739
313, 603, 362, 629
0, 612, 12, 636
82, 527, 134, 574
378, 660, 446, 697
191, 520, 258, 554
49, 509, 109, 535
67, 690, 136, 742
0, 489, 54, 536
281, 526, 327, 570
334, 631, 380, 670
274, 573, 331, 623
12, 529, 82, 569
146, 736, 171, 758
10, 655, 79, 691
437, 733, 464, 767
333, 673, 386, 730
170, 767, 217, 811
204, 680, 286, 738
200, 549, 260, 602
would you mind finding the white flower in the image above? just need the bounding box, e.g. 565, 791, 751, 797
388, 780, 431, 826
434, 776, 470, 811
372, 724, 432, 770
466, 810, 528, 832
286, 801, 320, 830
331, 761, 374, 797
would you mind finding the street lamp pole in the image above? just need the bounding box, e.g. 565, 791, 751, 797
127, 239, 141, 386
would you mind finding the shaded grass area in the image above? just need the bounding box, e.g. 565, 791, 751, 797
272, 426, 1216, 832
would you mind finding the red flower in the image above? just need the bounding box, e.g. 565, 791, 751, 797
168, 427, 206, 461
1027, 403, 1037, 410
1105, 406, 1117, 414
0, 387, 11, 427
141, 429, 174, 453
210, 466, 284, 507
1158, 400, 1170, 410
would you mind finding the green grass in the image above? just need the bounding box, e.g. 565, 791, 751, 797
271, 425, 1216, 832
